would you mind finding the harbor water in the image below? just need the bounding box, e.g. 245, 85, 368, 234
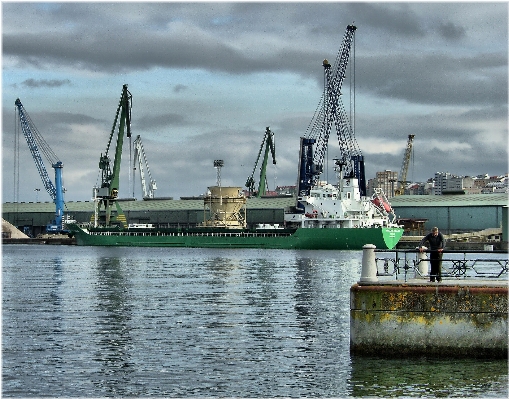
2, 245, 508, 397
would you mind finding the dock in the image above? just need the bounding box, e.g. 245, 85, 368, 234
2, 237, 76, 245
350, 245, 508, 358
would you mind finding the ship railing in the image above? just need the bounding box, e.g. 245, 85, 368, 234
373, 249, 508, 282
88, 230, 293, 238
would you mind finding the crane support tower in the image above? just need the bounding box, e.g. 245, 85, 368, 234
14, 98, 67, 233
395, 134, 415, 196
93, 84, 132, 227
133, 135, 157, 199
246, 127, 276, 197
297, 25, 365, 198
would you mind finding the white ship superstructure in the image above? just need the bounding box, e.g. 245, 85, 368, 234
285, 175, 397, 229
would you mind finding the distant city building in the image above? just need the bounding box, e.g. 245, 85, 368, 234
375, 170, 398, 198
482, 178, 508, 194
366, 178, 377, 197
462, 176, 475, 189
367, 171, 506, 197
433, 172, 451, 195
407, 183, 423, 195
463, 186, 483, 195
275, 185, 297, 196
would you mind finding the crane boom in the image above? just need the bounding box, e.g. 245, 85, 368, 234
94, 84, 131, 227
15, 98, 66, 232
395, 134, 415, 196
246, 127, 276, 197
297, 25, 364, 197
133, 135, 157, 199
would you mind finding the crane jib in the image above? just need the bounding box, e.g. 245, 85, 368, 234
298, 24, 360, 197
15, 98, 66, 233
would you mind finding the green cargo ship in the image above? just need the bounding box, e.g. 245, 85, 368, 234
67, 224, 402, 250
67, 84, 404, 250
67, 183, 403, 250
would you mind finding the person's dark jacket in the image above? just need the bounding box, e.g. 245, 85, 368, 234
419, 232, 445, 250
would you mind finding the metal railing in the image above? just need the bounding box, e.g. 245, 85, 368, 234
374, 249, 508, 282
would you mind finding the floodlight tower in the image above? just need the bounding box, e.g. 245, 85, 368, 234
214, 160, 224, 187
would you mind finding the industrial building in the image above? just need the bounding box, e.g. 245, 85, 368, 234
3, 193, 507, 240
2, 197, 296, 238
389, 193, 507, 235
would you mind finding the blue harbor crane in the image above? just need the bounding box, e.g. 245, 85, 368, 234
297, 25, 366, 198
15, 98, 67, 233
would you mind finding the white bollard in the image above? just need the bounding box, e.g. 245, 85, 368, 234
415, 246, 428, 279
360, 244, 378, 282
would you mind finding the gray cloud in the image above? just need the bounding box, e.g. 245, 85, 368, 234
437, 21, 466, 40
357, 51, 507, 106
2, 2, 507, 202
21, 78, 71, 88
135, 113, 188, 130
173, 84, 188, 93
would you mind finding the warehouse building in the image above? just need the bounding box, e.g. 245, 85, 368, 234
389, 193, 507, 235
2, 194, 507, 240
2, 197, 296, 237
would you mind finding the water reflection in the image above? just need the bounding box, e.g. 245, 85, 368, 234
49, 257, 63, 308
3, 246, 505, 397
92, 257, 134, 395
245, 257, 279, 340
349, 355, 508, 397
295, 257, 316, 345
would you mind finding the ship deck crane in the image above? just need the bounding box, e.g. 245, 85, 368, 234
133, 135, 157, 199
246, 127, 276, 197
93, 84, 132, 227
395, 134, 415, 196
297, 25, 365, 199
14, 98, 67, 233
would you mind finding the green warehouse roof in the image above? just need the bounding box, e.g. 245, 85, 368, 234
390, 193, 508, 207
2, 197, 297, 213
3, 194, 507, 214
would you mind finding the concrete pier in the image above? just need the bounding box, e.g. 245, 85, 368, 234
350, 246, 508, 358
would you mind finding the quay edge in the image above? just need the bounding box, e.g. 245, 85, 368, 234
350, 280, 508, 358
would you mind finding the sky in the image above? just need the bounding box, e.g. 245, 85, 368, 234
2, 1, 508, 203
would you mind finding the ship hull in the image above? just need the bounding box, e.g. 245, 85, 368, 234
69, 225, 403, 250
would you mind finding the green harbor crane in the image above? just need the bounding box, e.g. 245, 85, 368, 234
93, 84, 132, 227
246, 127, 276, 197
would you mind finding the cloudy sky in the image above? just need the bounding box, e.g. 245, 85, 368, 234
2, 2, 507, 203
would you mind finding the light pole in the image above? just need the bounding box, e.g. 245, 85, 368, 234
388, 179, 396, 198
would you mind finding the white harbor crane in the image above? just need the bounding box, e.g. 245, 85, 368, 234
133, 135, 157, 199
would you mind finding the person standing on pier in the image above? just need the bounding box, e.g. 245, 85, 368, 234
419, 227, 445, 282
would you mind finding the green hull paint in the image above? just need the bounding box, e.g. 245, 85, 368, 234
69, 225, 403, 250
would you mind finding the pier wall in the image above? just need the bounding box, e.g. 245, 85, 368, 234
350, 244, 508, 358
350, 283, 508, 358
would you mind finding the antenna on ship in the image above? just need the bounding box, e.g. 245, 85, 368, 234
214, 160, 224, 187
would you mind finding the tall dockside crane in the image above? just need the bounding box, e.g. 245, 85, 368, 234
394, 134, 415, 196
246, 127, 276, 197
14, 98, 67, 233
297, 25, 365, 198
133, 135, 157, 199
93, 84, 132, 227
